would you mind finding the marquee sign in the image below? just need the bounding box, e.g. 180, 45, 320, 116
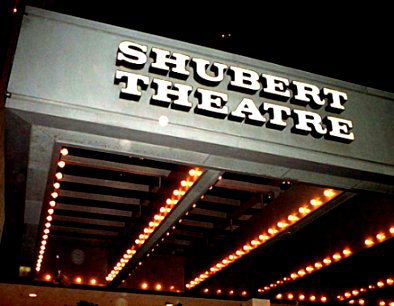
114, 41, 354, 143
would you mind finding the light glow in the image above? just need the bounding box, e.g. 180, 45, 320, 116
187, 188, 340, 290
106, 168, 204, 282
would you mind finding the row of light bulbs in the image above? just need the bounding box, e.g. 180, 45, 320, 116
186, 188, 337, 289
35, 147, 68, 272
43, 273, 98, 285
275, 292, 329, 303
378, 300, 394, 306
337, 276, 394, 301
139, 282, 179, 292
105, 168, 204, 282
201, 288, 248, 297
274, 276, 394, 305
258, 247, 352, 293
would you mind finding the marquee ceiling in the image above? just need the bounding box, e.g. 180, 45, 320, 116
4, 139, 393, 305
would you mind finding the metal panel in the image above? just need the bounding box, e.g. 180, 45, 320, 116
59, 190, 140, 206
62, 174, 150, 192
5, 7, 394, 191
55, 203, 133, 218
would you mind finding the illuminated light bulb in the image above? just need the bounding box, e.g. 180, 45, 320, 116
298, 207, 307, 214
51, 192, 58, 199
359, 288, 366, 293
376, 233, 386, 241
251, 240, 259, 246
323, 258, 332, 265
139, 234, 145, 240
299, 294, 306, 300
53, 182, 60, 189
90, 278, 97, 285
39, 250, 45, 255
228, 255, 234, 260
259, 234, 268, 241
154, 214, 160, 221
196, 170, 203, 176
389, 303, 394, 306
45, 274, 51, 281
173, 189, 180, 196
368, 285, 375, 290
364, 238, 374, 246
57, 160, 66, 168
268, 228, 277, 235
229, 290, 234, 295
189, 169, 196, 176
358, 299, 365, 305
203, 288, 209, 293
55, 172, 63, 180
310, 295, 316, 302
135, 239, 141, 244
159, 207, 166, 213
344, 292, 351, 298
216, 289, 222, 294
166, 198, 173, 205
181, 180, 187, 187
75, 277, 82, 284
291, 273, 298, 279
377, 281, 385, 287
337, 295, 343, 300
352, 290, 359, 296
243, 244, 251, 252
49, 200, 56, 207
126, 249, 132, 255
379, 301, 385, 306
60, 148, 68, 156
236, 250, 244, 256
288, 214, 298, 222
310, 198, 322, 206
324, 189, 335, 197
306, 266, 314, 273
277, 221, 288, 228
387, 278, 394, 285
42, 234, 48, 240
288, 293, 294, 300
45, 222, 51, 228
343, 248, 352, 256
241, 291, 247, 296
390, 227, 394, 234
321, 296, 328, 303
276, 294, 283, 299
48, 209, 54, 215
333, 253, 342, 261
46, 216, 52, 222
192, 203, 197, 208
186, 284, 190, 289
298, 269, 306, 276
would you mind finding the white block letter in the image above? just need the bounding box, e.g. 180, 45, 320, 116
195, 88, 229, 118
150, 48, 190, 79
117, 41, 148, 69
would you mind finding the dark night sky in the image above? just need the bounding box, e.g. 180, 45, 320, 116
38, 1, 393, 93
